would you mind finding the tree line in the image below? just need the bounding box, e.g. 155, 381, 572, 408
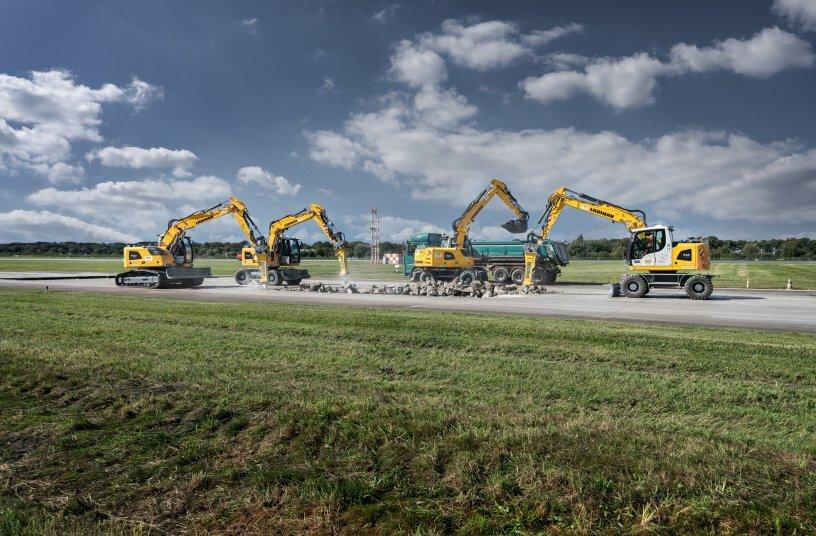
1, 236, 814, 260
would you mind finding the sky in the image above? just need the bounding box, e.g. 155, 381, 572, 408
1, 0, 815, 245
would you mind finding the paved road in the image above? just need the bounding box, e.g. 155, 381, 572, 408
2, 271, 815, 333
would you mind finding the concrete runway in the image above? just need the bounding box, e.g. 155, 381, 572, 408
1, 271, 815, 333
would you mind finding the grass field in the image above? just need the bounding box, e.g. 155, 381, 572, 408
2, 256, 815, 289
1, 289, 814, 534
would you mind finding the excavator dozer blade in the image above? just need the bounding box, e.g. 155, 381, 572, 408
501, 216, 529, 234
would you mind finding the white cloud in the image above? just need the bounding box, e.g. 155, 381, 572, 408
0, 209, 137, 242
773, 0, 816, 31
522, 53, 671, 109
390, 40, 448, 88
87, 146, 198, 177
669, 26, 815, 76
26, 175, 232, 237
308, 100, 816, 225
424, 19, 528, 70
373, 4, 399, 24
307, 130, 367, 169
543, 52, 590, 70
23, 162, 84, 184
0, 70, 161, 178
523, 27, 814, 109
317, 77, 337, 94
123, 78, 164, 111
413, 86, 477, 128
241, 17, 259, 33
317, 187, 335, 197
521, 22, 584, 47
236, 166, 301, 196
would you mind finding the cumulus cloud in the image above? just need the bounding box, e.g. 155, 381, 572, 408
308, 98, 816, 225
23, 162, 84, 184
773, 0, 816, 31
669, 26, 815, 76
390, 40, 448, 88
0, 209, 138, 242
236, 166, 301, 196
87, 146, 198, 177
523, 27, 814, 109
0, 70, 162, 179
27, 175, 232, 238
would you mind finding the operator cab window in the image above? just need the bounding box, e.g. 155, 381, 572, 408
128, 251, 142, 261
244, 251, 254, 260
443, 252, 455, 260
654, 229, 666, 252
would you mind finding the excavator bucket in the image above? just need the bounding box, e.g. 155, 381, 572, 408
501, 214, 529, 234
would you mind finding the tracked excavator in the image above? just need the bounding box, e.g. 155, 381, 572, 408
523, 187, 713, 299
409, 178, 528, 284
235, 203, 349, 286
117, 197, 265, 288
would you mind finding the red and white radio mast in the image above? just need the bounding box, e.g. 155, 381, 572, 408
370, 208, 380, 263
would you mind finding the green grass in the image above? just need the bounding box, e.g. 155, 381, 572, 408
0, 289, 814, 534
2, 257, 815, 289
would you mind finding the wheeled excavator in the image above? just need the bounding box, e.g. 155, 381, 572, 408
409, 178, 528, 284
235, 203, 349, 286
522, 187, 713, 299
117, 196, 266, 288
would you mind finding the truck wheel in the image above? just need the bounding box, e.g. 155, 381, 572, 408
510, 267, 525, 285
419, 270, 435, 283
492, 266, 509, 284
685, 275, 713, 300
410, 268, 423, 282
267, 269, 283, 286
235, 269, 250, 285
459, 270, 476, 285
620, 274, 648, 298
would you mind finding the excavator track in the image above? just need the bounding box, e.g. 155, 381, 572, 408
115, 270, 166, 288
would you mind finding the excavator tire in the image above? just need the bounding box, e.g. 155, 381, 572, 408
530, 267, 547, 285
419, 270, 435, 283
235, 269, 251, 285
459, 270, 477, 285
541, 267, 558, 285
492, 266, 510, 284
410, 269, 422, 282
267, 269, 283, 286
685, 275, 713, 300
620, 274, 648, 298
510, 267, 525, 285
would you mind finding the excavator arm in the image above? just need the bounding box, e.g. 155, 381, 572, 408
452, 178, 529, 249
523, 187, 647, 284
160, 196, 267, 256
262, 203, 348, 283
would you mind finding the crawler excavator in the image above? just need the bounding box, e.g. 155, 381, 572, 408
523, 187, 713, 299
117, 197, 266, 288
409, 178, 528, 284
235, 203, 348, 286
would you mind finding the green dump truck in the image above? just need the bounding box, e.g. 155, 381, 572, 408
403, 233, 569, 284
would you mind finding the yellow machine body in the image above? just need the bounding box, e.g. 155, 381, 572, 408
412, 178, 527, 281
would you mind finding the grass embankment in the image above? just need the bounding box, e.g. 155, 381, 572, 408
2, 257, 816, 289
1, 289, 814, 534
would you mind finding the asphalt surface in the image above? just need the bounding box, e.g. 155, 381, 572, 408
2, 271, 815, 333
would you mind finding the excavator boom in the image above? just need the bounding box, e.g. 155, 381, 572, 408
452, 178, 529, 249
256, 203, 348, 284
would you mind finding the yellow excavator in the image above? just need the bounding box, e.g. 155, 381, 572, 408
117, 196, 266, 288
523, 187, 713, 299
410, 178, 528, 284
235, 203, 349, 286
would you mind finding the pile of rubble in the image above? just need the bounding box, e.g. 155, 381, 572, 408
267, 279, 551, 298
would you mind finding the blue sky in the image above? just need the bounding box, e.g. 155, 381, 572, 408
1, 0, 815, 244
